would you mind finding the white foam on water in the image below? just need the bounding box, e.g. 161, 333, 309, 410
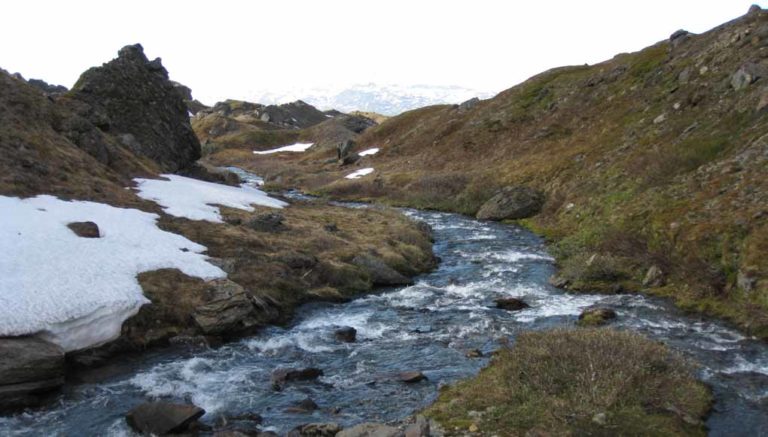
513, 294, 605, 323
488, 250, 554, 263
130, 356, 260, 414
720, 355, 768, 376
299, 311, 390, 340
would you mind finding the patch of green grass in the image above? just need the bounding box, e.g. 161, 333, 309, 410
425, 329, 711, 436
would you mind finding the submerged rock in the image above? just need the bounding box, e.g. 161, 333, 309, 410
0, 337, 65, 412
334, 326, 357, 343
125, 401, 205, 435
398, 371, 427, 383
271, 367, 324, 390
476, 186, 545, 221
495, 297, 530, 311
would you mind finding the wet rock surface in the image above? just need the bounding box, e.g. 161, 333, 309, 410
0, 337, 65, 412
125, 401, 205, 435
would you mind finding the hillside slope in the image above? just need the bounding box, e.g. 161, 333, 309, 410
210, 7, 768, 336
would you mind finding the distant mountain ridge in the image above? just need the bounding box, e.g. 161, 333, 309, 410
251, 83, 495, 115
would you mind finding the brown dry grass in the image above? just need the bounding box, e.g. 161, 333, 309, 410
425, 329, 712, 436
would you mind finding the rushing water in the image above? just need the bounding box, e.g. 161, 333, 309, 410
2, 197, 767, 436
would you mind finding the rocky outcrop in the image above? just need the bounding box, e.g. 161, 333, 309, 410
201, 99, 328, 130
192, 279, 262, 335
476, 186, 545, 221
0, 337, 65, 412
70, 44, 200, 172
352, 254, 412, 286
125, 401, 205, 435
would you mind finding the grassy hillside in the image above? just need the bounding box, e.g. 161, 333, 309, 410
206, 8, 768, 337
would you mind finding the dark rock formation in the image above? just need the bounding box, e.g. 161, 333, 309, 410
338, 114, 377, 133
495, 297, 530, 311
352, 254, 412, 286
271, 367, 324, 390
334, 326, 357, 343
26, 78, 67, 96
125, 401, 205, 435
0, 337, 65, 412
67, 221, 101, 238
476, 186, 545, 221
71, 44, 200, 172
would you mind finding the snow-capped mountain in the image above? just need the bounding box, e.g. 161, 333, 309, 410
250, 83, 495, 116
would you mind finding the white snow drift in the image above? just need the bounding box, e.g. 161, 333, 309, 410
134, 174, 286, 222
345, 168, 375, 179
253, 142, 314, 155
0, 195, 226, 352
359, 148, 380, 156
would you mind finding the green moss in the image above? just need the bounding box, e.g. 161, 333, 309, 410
424, 329, 711, 436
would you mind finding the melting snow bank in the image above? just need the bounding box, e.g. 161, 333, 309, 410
345, 168, 374, 179
359, 148, 379, 156
0, 195, 226, 352
253, 142, 314, 155
134, 174, 286, 222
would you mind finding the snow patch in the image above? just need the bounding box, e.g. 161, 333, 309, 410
359, 148, 379, 156
0, 195, 226, 351
253, 142, 314, 155
345, 168, 374, 179
134, 174, 286, 222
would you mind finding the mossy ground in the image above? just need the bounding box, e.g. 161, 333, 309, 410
424, 329, 712, 436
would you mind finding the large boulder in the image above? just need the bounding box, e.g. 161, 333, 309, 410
192, 279, 261, 335
476, 186, 545, 221
125, 401, 205, 435
0, 337, 65, 412
70, 44, 201, 172
352, 254, 412, 286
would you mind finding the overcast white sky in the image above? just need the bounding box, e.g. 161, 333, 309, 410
1, 1, 762, 104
